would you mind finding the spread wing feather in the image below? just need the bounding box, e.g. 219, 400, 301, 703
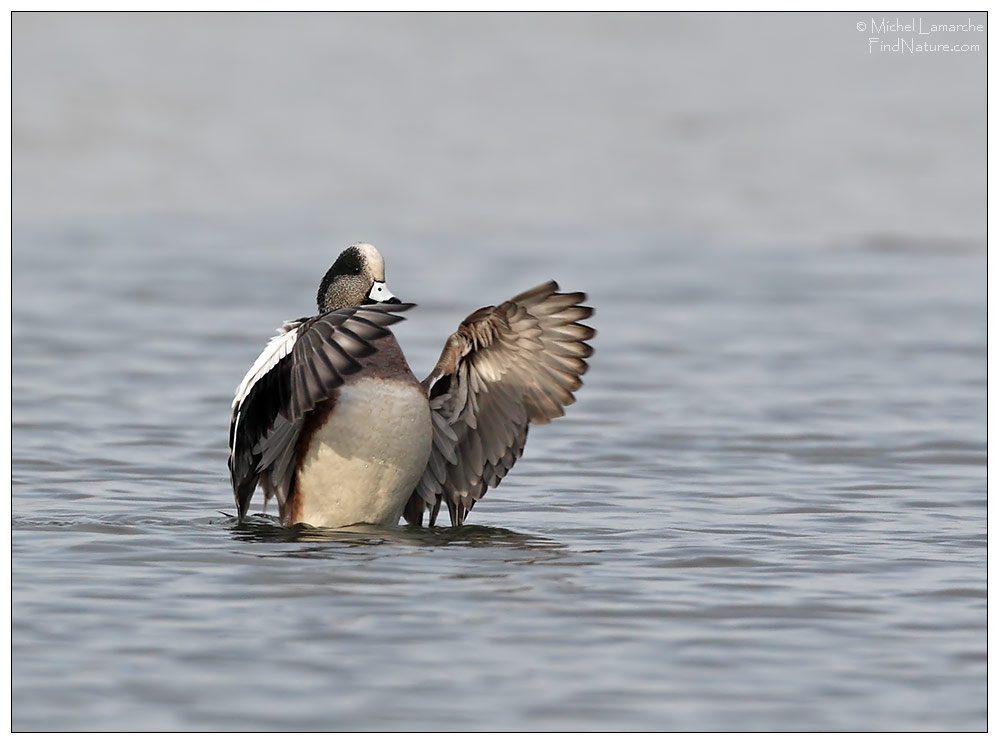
228, 303, 414, 520
404, 281, 594, 527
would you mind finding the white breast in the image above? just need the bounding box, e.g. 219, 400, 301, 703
293, 378, 432, 528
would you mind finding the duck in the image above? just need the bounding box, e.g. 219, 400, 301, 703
228, 242, 594, 528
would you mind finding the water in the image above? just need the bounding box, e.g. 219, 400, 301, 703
12, 13, 986, 731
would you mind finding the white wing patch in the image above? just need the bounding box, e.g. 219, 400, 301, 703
232, 321, 303, 409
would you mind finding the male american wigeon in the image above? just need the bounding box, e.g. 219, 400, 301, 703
228, 243, 594, 528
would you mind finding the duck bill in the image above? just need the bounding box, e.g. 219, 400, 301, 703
367, 281, 400, 304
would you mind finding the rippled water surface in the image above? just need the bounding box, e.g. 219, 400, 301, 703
13, 13, 986, 731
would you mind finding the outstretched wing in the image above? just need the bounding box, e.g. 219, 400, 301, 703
404, 281, 594, 527
229, 302, 414, 520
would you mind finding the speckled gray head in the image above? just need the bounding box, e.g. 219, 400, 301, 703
317, 243, 399, 312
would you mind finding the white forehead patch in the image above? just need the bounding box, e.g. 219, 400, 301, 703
353, 243, 385, 281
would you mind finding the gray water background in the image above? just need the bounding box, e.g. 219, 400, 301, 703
12, 13, 986, 731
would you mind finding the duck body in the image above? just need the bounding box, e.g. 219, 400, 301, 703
228, 242, 594, 529
289, 338, 432, 528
